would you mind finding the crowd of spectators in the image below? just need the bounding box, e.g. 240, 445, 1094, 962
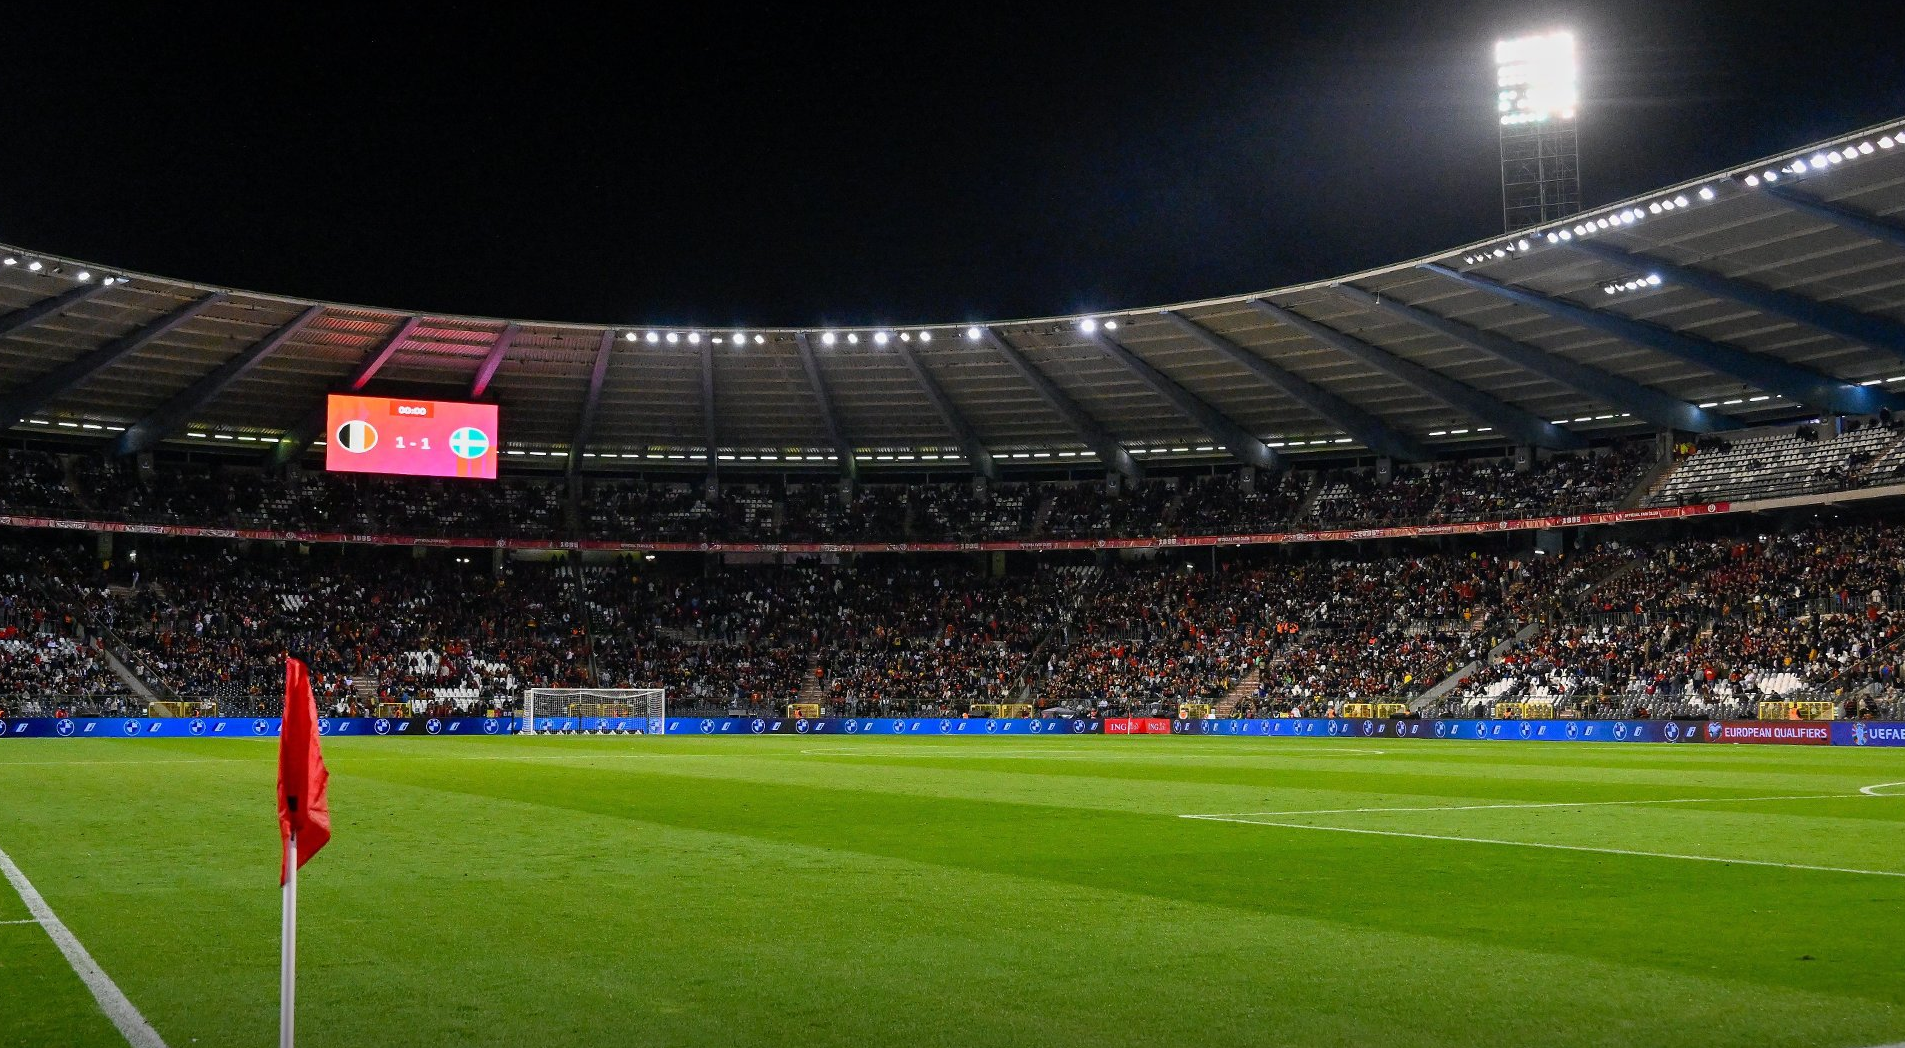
2, 442, 1663, 545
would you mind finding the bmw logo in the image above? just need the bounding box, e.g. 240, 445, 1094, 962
252, 719, 269, 736
483, 719, 498, 735
893, 720, 906, 734
1614, 723, 1628, 740
318, 719, 331, 735
374, 718, 391, 735
426, 719, 442, 735
985, 720, 997, 733
939, 719, 952, 733
796, 719, 810, 733
1072, 719, 1086, 733
846, 720, 859, 733
56, 719, 76, 737
1435, 722, 1447, 737
1665, 722, 1680, 741
1030, 720, 1041, 734
1566, 723, 1579, 739
1520, 722, 1532, 739
1362, 721, 1375, 736
699, 720, 714, 734
750, 719, 765, 734
123, 719, 141, 736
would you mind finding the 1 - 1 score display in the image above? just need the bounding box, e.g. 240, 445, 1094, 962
323, 395, 499, 480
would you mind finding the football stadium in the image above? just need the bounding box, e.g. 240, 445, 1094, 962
3, 12, 1905, 1048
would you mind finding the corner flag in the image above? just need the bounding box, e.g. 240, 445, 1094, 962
278, 656, 331, 883
278, 655, 330, 1048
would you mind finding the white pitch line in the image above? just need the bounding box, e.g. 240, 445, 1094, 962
1186, 792, 1858, 819
1861, 781, 1905, 797
0, 917, 39, 924
1185, 816, 1905, 878
0, 844, 168, 1048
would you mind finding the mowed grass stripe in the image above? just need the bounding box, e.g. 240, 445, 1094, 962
328, 736, 1901, 827
0, 903, 132, 1048
336, 748, 1905, 1007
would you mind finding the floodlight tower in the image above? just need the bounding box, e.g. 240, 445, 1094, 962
1496, 29, 1581, 231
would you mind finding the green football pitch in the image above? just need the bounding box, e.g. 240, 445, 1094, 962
2, 735, 1903, 1048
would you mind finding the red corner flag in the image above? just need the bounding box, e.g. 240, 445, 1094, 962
277, 656, 331, 885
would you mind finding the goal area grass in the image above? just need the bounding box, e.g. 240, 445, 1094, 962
1, 734, 1902, 1048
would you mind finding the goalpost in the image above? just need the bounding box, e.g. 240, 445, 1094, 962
521, 688, 666, 735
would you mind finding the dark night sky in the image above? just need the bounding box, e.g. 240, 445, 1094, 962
4, 3, 1903, 327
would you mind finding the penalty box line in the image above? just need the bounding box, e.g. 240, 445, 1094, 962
1183, 792, 1861, 819
0, 843, 167, 1048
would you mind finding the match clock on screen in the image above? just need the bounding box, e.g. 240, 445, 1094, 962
323, 395, 499, 480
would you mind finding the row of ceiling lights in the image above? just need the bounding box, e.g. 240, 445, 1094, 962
611, 319, 1120, 349
1602, 273, 1664, 295
1739, 132, 1898, 187
1, 256, 126, 284
1460, 126, 1901, 267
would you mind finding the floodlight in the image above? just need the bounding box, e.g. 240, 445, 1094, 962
753, 334, 764, 345
1495, 30, 1577, 126
873, 332, 889, 345
918, 331, 932, 343
847, 333, 859, 345
733, 331, 747, 344
645, 332, 659, 344
75, 271, 91, 282
1699, 186, 1715, 200
1, 257, 13, 266
821, 331, 836, 345
665, 332, 680, 344
624, 332, 637, 342
1079, 318, 1097, 333
1104, 320, 1118, 331
27, 261, 42, 272
965, 326, 982, 341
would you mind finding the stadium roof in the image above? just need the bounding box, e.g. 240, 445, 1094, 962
2, 117, 1904, 477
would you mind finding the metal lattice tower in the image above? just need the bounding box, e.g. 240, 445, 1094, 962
1497, 30, 1581, 232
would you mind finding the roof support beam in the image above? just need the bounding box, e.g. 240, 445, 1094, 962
0, 281, 113, 342
273, 316, 422, 465
566, 330, 616, 476
794, 333, 856, 478
0, 293, 228, 432
1244, 298, 1586, 450
1422, 263, 1903, 416
469, 323, 518, 399
1333, 284, 1737, 433
1568, 239, 1905, 365
1158, 311, 1432, 461
979, 327, 1142, 480
1756, 183, 1905, 252
1087, 332, 1277, 469
117, 306, 325, 454
893, 340, 997, 480
701, 338, 718, 479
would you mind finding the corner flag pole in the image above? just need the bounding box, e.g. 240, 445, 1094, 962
280, 828, 297, 1048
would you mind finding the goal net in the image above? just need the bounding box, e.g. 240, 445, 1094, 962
522, 688, 666, 735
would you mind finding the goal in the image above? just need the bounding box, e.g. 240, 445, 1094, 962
521, 688, 666, 735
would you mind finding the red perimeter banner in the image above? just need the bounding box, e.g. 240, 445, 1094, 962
0, 502, 1730, 555
1102, 718, 1174, 735
1708, 721, 1832, 745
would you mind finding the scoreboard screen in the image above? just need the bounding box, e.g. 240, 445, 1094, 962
323, 395, 499, 480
